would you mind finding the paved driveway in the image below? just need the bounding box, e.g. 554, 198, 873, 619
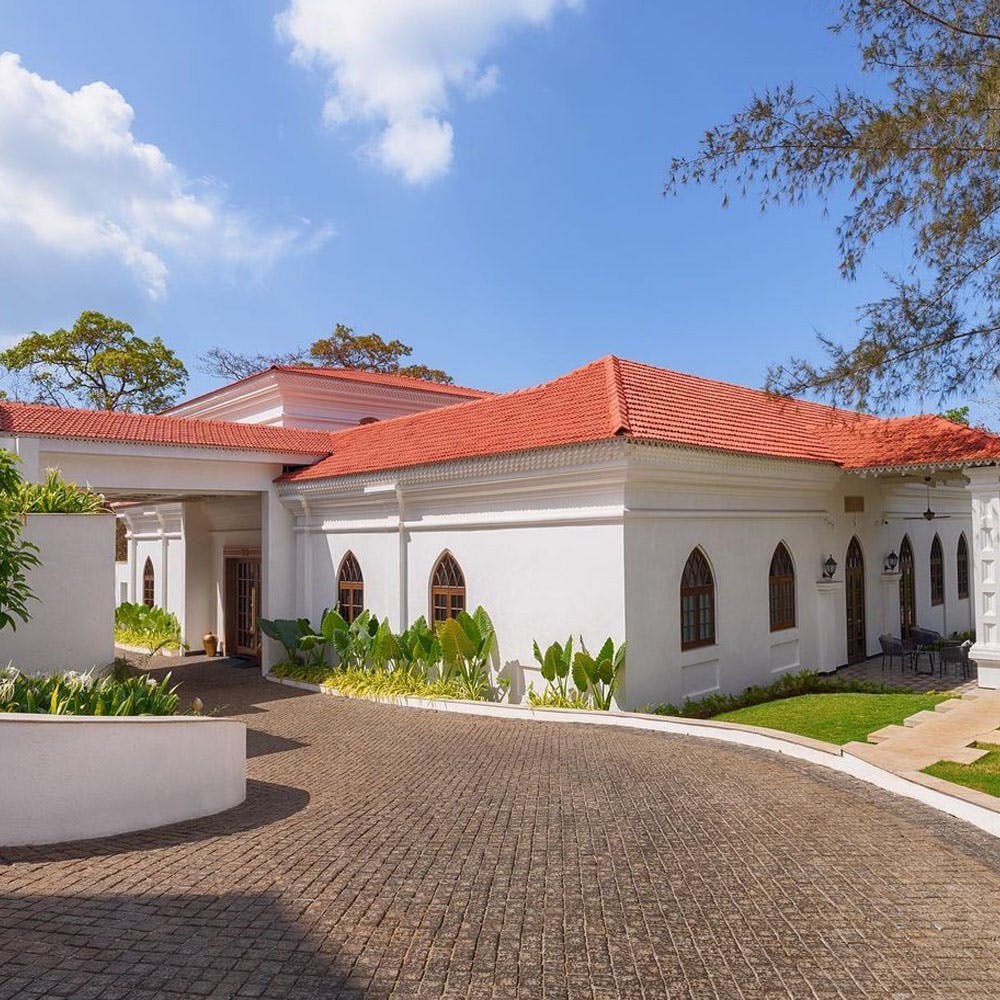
4, 662, 1000, 999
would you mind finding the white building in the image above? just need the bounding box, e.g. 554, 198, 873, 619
3, 355, 1000, 708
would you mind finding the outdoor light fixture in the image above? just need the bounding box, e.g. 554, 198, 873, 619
822, 554, 838, 579
884, 551, 899, 574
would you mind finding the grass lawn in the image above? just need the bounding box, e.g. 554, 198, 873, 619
712, 692, 954, 745
924, 741, 1000, 798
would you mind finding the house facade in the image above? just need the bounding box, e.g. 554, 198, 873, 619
2, 355, 998, 708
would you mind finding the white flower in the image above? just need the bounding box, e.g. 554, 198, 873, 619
146, 676, 158, 688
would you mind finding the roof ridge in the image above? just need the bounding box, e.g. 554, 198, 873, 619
604, 356, 631, 436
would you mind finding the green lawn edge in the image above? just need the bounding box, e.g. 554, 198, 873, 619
924, 742, 1000, 799
713, 692, 953, 746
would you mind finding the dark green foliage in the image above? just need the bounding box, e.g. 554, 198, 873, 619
654, 670, 911, 720
667, 2, 1000, 410
0, 449, 39, 632
571, 637, 626, 711
0, 311, 188, 412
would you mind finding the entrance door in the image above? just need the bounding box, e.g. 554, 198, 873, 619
226, 557, 261, 660
846, 537, 867, 664
899, 535, 915, 638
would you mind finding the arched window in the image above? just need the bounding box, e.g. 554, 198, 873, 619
957, 533, 970, 600
680, 548, 715, 650
899, 535, 916, 638
768, 543, 796, 631
930, 534, 944, 605
337, 552, 364, 623
431, 553, 465, 623
142, 557, 155, 608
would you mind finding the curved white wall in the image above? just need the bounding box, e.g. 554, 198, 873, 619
0, 714, 246, 846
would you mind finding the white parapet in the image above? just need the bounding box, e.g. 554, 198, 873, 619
0, 714, 246, 846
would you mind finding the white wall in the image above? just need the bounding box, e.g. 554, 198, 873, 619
623, 453, 974, 709
0, 713, 246, 845
0, 514, 115, 673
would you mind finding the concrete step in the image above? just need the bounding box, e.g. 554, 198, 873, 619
934, 699, 963, 713
868, 724, 911, 744
903, 710, 940, 728
941, 745, 990, 765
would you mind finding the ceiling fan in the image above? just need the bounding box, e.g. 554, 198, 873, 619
904, 480, 952, 521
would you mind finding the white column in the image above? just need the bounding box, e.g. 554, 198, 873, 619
814, 579, 844, 672
261, 487, 297, 673
967, 467, 1000, 688
879, 571, 901, 637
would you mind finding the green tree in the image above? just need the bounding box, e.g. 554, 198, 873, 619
0, 451, 39, 632
667, 1, 1000, 410
939, 405, 971, 425
199, 323, 453, 384
0, 311, 188, 412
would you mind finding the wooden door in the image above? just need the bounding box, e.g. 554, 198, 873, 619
846, 537, 867, 664
898, 536, 915, 638
226, 558, 261, 659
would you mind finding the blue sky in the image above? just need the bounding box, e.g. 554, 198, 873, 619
0, 0, 931, 408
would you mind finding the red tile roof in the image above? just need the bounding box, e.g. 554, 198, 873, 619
282, 356, 1000, 482
5, 357, 1000, 477
0, 402, 333, 455
163, 364, 490, 413
270, 365, 490, 398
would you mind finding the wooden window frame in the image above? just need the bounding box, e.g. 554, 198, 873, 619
337, 552, 364, 624
768, 543, 796, 632
431, 553, 466, 624
930, 534, 944, 606
680, 548, 715, 651
142, 557, 155, 608
957, 534, 970, 601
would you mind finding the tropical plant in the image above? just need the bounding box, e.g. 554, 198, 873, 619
532, 636, 576, 702
114, 601, 183, 653
0, 665, 181, 716
572, 638, 626, 712
437, 606, 497, 700
0, 450, 39, 632
397, 616, 441, 675
259, 617, 310, 663
9, 468, 108, 513
526, 684, 592, 709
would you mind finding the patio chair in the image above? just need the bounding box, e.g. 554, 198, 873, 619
939, 639, 974, 680
908, 626, 942, 675
878, 634, 910, 673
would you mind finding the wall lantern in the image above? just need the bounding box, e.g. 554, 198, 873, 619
822, 554, 838, 580
884, 551, 899, 574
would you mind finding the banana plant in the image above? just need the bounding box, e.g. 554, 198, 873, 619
437, 606, 496, 700
532, 636, 575, 701
571, 637, 626, 711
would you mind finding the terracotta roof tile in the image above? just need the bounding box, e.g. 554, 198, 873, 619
283, 356, 1000, 482
0, 402, 333, 455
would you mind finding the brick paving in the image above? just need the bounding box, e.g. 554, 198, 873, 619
4, 661, 1000, 998
836, 653, 978, 695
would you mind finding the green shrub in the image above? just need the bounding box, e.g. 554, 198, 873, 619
0, 449, 39, 632
654, 670, 911, 719
8, 468, 107, 514
269, 659, 466, 701
114, 601, 183, 653
0, 666, 181, 716
526, 684, 592, 709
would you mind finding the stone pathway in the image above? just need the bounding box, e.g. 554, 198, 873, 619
5, 661, 1000, 998
846, 687, 1000, 773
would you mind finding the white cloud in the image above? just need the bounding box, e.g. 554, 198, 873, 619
0, 52, 330, 300
277, 0, 582, 185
